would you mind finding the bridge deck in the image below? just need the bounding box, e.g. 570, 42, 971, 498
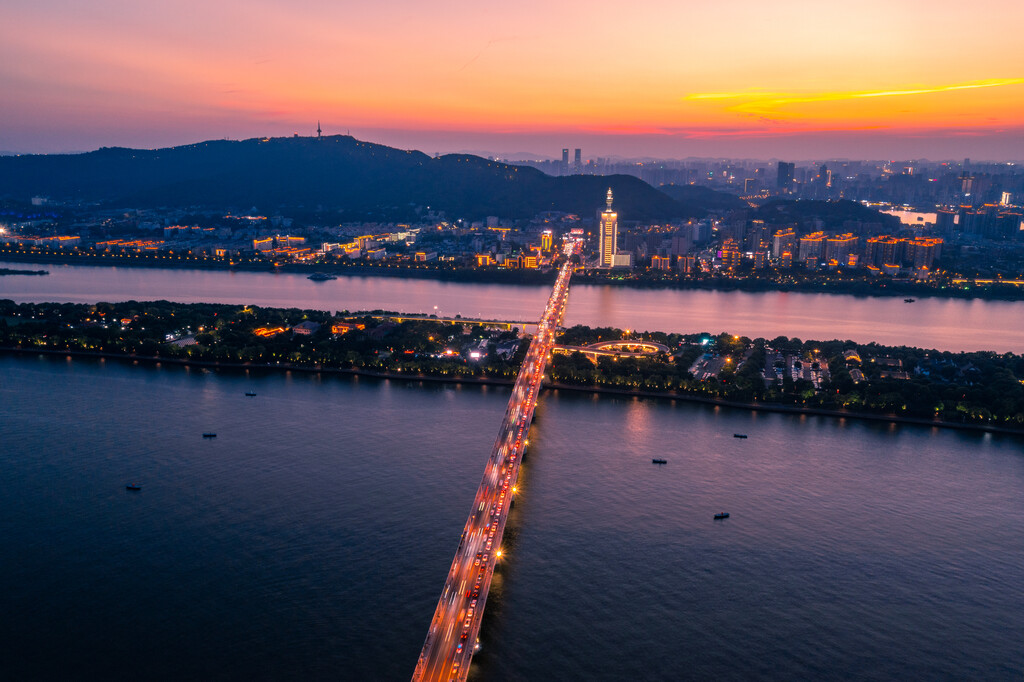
412, 241, 578, 681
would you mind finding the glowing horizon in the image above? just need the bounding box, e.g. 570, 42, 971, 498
2, 0, 1023, 159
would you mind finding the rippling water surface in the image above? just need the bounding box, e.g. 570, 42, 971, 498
1, 355, 1023, 680
3, 260, 1023, 351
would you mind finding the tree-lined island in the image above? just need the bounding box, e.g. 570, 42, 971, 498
4, 299, 1022, 431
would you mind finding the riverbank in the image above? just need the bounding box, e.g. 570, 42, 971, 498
0, 248, 556, 285
7, 346, 1021, 437
0, 267, 48, 276
3, 246, 1022, 301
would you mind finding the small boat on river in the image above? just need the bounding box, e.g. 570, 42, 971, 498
126, 484, 141, 491
713, 512, 730, 520
651, 458, 668, 464
733, 433, 748, 439
202, 432, 217, 438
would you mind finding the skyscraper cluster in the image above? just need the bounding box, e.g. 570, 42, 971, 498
559, 148, 583, 175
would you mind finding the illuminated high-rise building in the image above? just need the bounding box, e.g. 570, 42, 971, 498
825, 233, 858, 264
541, 230, 553, 252
651, 255, 671, 271
598, 188, 618, 268
721, 239, 742, 269
865, 235, 900, 267
799, 231, 826, 261
573, 149, 582, 175
561, 148, 569, 175
906, 237, 943, 269
772, 227, 796, 258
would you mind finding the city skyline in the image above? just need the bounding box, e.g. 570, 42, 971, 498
2, 0, 1023, 159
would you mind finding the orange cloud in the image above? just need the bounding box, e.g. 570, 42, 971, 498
683, 78, 1024, 128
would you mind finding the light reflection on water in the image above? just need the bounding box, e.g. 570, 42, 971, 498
2, 260, 1023, 351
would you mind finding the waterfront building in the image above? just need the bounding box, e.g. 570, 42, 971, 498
906, 237, 943, 269
772, 227, 796, 258
541, 230, 553, 252
721, 239, 742, 270
865, 235, 901, 267
651, 255, 671, 271
611, 253, 633, 268
825, 233, 858, 265
292, 321, 321, 336
799, 231, 826, 262
331, 321, 366, 335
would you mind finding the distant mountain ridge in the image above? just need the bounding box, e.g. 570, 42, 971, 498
657, 184, 747, 212
0, 135, 737, 221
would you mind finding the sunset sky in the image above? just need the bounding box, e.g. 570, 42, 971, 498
2, 0, 1023, 159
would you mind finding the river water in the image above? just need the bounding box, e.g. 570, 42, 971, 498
2, 355, 1022, 680
1, 261, 1022, 352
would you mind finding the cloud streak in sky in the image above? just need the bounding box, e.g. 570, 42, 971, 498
684, 78, 1024, 123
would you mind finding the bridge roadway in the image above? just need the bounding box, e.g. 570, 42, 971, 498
413, 241, 579, 681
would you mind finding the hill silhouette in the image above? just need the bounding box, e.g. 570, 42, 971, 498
751, 199, 901, 230
0, 135, 731, 221
658, 183, 746, 212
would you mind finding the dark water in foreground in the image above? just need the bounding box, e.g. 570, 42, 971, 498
3, 260, 1023, 352
2, 355, 1023, 680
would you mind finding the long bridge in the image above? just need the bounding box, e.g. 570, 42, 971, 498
412, 239, 580, 681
